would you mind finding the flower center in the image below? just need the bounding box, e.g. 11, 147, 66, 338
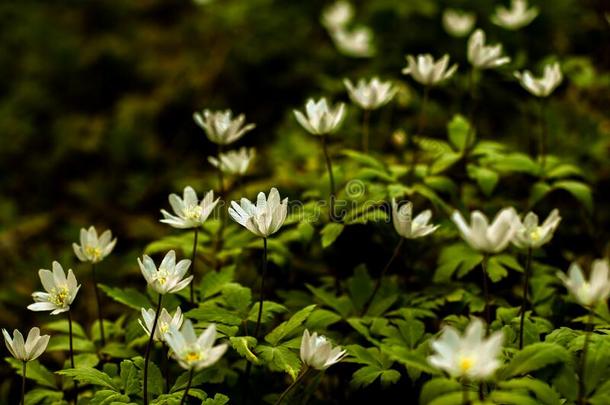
529, 227, 542, 242
158, 322, 169, 334
185, 350, 203, 363
154, 269, 170, 286
50, 285, 70, 307
183, 205, 203, 221
459, 356, 474, 373
84, 246, 102, 261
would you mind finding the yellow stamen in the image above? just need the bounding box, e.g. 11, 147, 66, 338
85, 246, 102, 261
459, 357, 474, 373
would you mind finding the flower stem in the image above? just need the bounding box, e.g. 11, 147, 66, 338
21, 361, 26, 405
179, 369, 194, 405
578, 309, 594, 405
538, 99, 549, 173
162, 343, 169, 394
190, 227, 199, 304
254, 237, 268, 340
408, 86, 430, 181
215, 144, 225, 271
68, 310, 77, 404
462, 379, 469, 405
362, 109, 371, 154
274, 366, 310, 405
464, 68, 479, 157
518, 247, 533, 350
481, 255, 491, 333
91, 263, 105, 346
361, 238, 404, 316
321, 135, 336, 221
143, 294, 163, 405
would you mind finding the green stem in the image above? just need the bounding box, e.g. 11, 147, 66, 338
462, 379, 469, 405
578, 309, 594, 405
21, 361, 26, 405
408, 86, 430, 181
519, 247, 533, 349
68, 310, 77, 404
190, 228, 199, 304
162, 343, 170, 394
215, 144, 225, 271
464, 68, 479, 156
274, 367, 310, 405
143, 294, 163, 405
179, 369, 194, 405
481, 255, 491, 333
361, 238, 404, 316
362, 109, 371, 154
321, 135, 336, 221
253, 238, 268, 340
538, 99, 549, 173
91, 264, 105, 346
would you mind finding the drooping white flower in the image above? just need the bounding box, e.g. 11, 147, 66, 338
139, 307, 184, 343
300, 329, 346, 370
160, 186, 219, 229
514, 62, 563, 98
330, 26, 375, 58
512, 209, 561, 249
392, 199, 439, 239
491, 0, 539, 31
442, 9, 476, 37
138, 250, 192, 295
193, 109, 255, 145
428, 318, 504, 380
557, 260, 610, 307
165, 321, 227, 371
343, 77, 397, 110
208, 147, 255, 176
28, 262, 81, 315
321, 0, 353, 31
228, 187, 288, 238
293, 98, 346, 136
467, 29, 511, 70
2, 327, 50, 362
451, 207, 519, 254
402, 54, 458, 86
72, 226, 117, 263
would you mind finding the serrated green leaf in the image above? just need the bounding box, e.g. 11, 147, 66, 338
99, 284, 150, 311
265, 304, 316, 346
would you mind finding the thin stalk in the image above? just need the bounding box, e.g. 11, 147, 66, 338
578, 309, 594, 405
21, 361, 26, 405
254, 238, 268, 340
179, 369, 194, 405
464, 68, 479, 154
274, 367, 310, 405
538, 99, 549, 173
162, 343, 170, 394
143, 294, 163, 405
190, 228, 199, 304
408, 86, 430, 181
68, 310, 77, 404
462, 379, 469, 405
321, 135, 336, 221
91, 264, 105, 346
518, 247, 533, 350
215, 144, 225, 270
217, 144, 225, 197
481, 255, 491, 332
362, 109, 371, 153
361, 238, 404, 316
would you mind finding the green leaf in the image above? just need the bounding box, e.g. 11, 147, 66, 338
247, 300, 288, 323
258, 345, 301, 380
498, 342, 570, 379
498, 377, 561, 405
187, 302, 243, 326
265, 304, 316, 346
57, 367, 120, 390
99, 284, 150, 310
420, 378, 462, 404
89, 390, 130, 404
434, 243, 483, 282
342, 149, 386, 170
307, 285, 353, 318
43, 319, 87, 338
347, 265, 374, 311
24, 388, 63, 405
447, 114, 473, 151
200, 266, 235, 299
381, 346, 438, 375
6, 358, 57, 389
202, 393, 230, 405
467, 165, 499, 196
230, 336, 259, 364
305, 309, 342, 330
222, 283, 252, 312
320, 222, 345, 248
120, 360, 140, 396
134, 357, 164, 396
350, 366, 400, 388
553, 180, 593, 212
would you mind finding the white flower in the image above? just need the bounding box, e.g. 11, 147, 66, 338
343, 77, 397, 110
514, 62, 563, 98
139, 307, 184, 343
402, 54, 458, 86
442, 9, 476, 37
491, 0, 538, 30
322, 0, 353, 31
2, 327, 50, 362
193, 109, 255, 145
72, 226, 117, 263
28, 262, 81, 315
428, 318, 504, 380
160, 186, 219, 229
451, 207, 518, 254
512, 209, 561, 249
228, 187, 288, 238
208, 147, 255, 176
467, 29, 511, 70
300, 329, 346, 370
391, 199, 439, 239
557, 260, 610, 307
330, 26, 375, 58
293, 98, 346, 136
165, 321, 227, 371
138, 250, 193, 295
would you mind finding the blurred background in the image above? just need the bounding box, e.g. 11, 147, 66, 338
1, 0, 609, 393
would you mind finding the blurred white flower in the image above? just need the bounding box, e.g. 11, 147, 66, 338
72, 226, 117, 263
293, 98, 346, 136
442, 9, 476, 37
229, 187, 288, 238
300, 329, 346, 370
193, 109, 255, 145
451, 207, 519, 254
160, 186, 219, 229
558, 260, 610, 307
512, 209, 561, 249
321, 0, 353, 31
331, 26, 375, 58
392, 199, 439, 239
138, 250, 192, 295
402, 54, 458, 86
428, 318, 503, 380
491, 0, 539, 30
514, 62, 563, 97
208, 147, 255, 176
344, 77, 396, 110
139, 307, 183, 343
28, 262, 80, 315
165, 321, 227, 371
2, 327, 50, 362
467, 29, 511, 70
